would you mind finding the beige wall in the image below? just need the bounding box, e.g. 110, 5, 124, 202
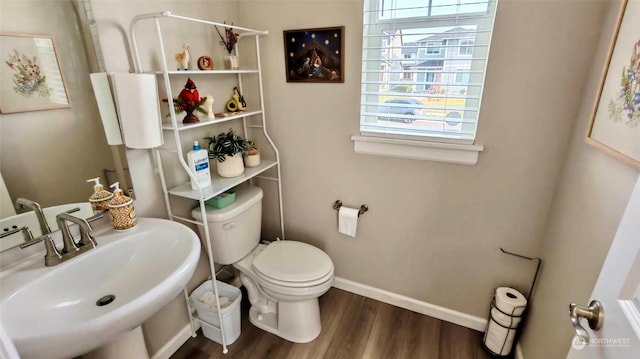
239, 0, 603, 315
520, 0, 640, 357
0, 0, 115, 208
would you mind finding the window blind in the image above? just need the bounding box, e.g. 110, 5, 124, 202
360, 0, 498, 141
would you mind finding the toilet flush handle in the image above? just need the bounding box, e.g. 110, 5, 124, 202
223, 222, 235, 230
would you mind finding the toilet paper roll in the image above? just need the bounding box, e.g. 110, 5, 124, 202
338, 206, 359, 237
491, 307, 522, 328
111, 73, 163, 149
495, 287, 527, 316
484, 319, 517, 355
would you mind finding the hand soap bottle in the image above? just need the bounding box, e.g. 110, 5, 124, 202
108, 182, 137, 230
86, 177, 113, 214
187, 140, 211, 190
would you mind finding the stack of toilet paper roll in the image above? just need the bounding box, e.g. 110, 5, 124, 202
483, 287, 528, 356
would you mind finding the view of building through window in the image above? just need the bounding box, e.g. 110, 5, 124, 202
360, 0, 497, 141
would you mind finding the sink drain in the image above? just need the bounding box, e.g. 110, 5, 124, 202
96, 295, 115, 306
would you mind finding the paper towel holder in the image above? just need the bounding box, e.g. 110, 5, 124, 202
332, 200, 368, 217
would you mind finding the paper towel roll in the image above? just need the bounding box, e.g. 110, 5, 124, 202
338, 206, 359, 237
495, 287, 527, 316
111, 73, 163, 149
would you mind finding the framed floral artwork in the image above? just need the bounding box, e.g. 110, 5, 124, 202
283, 26, 344, 83
586, 0, 640, 169
0, 33, 71, 113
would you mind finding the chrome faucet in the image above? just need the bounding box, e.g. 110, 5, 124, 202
15, 198, 52, 235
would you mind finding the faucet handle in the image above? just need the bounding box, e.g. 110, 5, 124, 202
20, 234, 63, 267
77, 221, 97, 249
56, 213, 97, 251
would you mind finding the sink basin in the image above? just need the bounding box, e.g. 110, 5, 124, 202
0, 218, 201, 359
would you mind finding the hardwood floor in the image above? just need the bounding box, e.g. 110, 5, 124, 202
171, 288, 492, 359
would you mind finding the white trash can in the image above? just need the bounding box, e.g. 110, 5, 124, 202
190, 280, 242, 345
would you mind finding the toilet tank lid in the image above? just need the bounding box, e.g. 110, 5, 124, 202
192, 186, 263, 222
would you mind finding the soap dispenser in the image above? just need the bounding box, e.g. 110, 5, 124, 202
86, 177, 113, 214
108, 182, 137, 230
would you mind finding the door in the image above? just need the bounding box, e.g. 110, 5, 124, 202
567, 175, 640, 358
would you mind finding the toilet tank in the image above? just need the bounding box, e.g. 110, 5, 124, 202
191, 186, 263, 265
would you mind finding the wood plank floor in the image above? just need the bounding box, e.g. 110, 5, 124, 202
171, 288, 492, 359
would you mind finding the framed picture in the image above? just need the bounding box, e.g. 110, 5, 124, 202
0, 33, 71, 113
586, 0, 640, 169
283, 26, 344, 83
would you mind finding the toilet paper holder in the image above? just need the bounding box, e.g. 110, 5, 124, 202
332, 200, 368, 217
482, 249, 542, 357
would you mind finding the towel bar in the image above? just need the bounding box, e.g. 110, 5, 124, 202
332, 200, 368, 217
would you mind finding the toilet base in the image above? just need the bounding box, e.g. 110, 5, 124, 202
248, 298, 321, 343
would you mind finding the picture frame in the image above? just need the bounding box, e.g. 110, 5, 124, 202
283, 26, 344, 83
585, 0, 640, 169
0, 33, 71, 113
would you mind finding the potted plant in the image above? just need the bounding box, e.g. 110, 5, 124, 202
205, 129, 248, 177
244, 141, 260, 168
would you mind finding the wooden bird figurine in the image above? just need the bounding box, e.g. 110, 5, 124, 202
178, 78, 200, 104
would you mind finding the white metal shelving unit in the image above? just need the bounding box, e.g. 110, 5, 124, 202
129, 11, 284, 354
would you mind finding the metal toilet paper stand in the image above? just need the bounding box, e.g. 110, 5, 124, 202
483, 248, 542, 358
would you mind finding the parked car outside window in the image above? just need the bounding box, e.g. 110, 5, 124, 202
377, 98, 423, 123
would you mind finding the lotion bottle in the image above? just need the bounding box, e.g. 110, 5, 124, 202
86, 177, 113, 214
108, 182, 137, 230
187, 141, 211, 190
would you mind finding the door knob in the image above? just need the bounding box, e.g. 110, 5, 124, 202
569, 300, 604, 345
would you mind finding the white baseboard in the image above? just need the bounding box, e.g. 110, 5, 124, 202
149, 322, 199, 359
333, 277, 524, 358
332, 277, 487, 331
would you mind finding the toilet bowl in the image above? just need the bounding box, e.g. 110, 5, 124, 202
192, 186, 334, 343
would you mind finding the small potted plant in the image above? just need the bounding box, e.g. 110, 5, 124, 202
205, 129, 248, 177
244, 141, 260, 168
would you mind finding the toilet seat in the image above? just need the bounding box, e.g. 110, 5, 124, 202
252, 241, 333, 288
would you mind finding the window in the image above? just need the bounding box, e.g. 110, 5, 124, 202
426, 41, 443, 55
455, 69, 470, 84
359, 0, 498, 146
458, 38, 475, 56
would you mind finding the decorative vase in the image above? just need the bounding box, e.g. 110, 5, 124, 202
226, 55, 239, 70
182, 107, 199, 124
244, 151, 260, 168
216, 154, 244, 177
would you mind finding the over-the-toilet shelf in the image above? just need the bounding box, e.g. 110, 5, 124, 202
129, 11, 283, 354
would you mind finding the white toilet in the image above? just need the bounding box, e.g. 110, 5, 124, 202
192, 186, 334, 343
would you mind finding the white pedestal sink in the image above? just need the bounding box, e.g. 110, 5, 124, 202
0, 218, 201, 359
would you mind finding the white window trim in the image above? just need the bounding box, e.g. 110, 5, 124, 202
351, 134, 483, 165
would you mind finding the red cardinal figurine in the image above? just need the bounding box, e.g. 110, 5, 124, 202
178, 78, 200, 104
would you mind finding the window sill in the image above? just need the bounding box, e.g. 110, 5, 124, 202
351, 135, 483, 165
